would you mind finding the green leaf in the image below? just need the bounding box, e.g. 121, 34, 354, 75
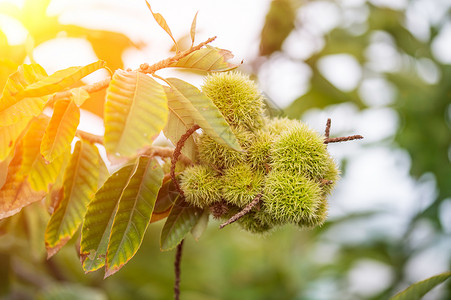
15, 60, 106, 99
390, 271, 451, 300
80, 164, 136, 273
154, 178, 178, 214
41, 100, 80, 162
105, 156, 164, 277
163, 86, 197, 161
166, 78, 241, 151
45, 140, 100, 258
0, 64, 49, 126
0, 118, 30, 161
190, 208, 209, 241
168, 46, 240, 72
37, 283, 107, 300
160, 198, 203, 251
145, 0, 179, 52
104, 70, 168, 158
259, 0, 296, 56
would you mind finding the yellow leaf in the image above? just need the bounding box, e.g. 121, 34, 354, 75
168, 46, 241, 72
0, 64, 48, 110
0, 141, 46, 220
164, 111, 198, 161
41, 100, 80, 162
0, 96, 48, 126
145, 1, 179, 52
163, 86, 197, 161
0, 64, 49, 126
104, 70, 168, 158
21, 116, 67, 192
190, 11, 199, 46
0, 118, 30, 161
15, 60, 106, 99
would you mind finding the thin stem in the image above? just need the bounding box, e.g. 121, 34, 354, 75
76, 130, 104, 144
51, 36, 217, 105
325, 118, 331, 139
220, 194, 262, 229
151, 146, 192, 165
174, 240, 184, 300
324, 135, 363, 144
140, 36, 217, 74
52, 78, 111, 102
171, 125, 200, 197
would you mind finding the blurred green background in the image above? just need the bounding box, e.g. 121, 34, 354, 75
0, 0, 450, 299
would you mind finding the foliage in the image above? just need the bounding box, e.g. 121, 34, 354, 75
253, 0, 451, 299
0, 3, 242, 282
390, 271, 451, 300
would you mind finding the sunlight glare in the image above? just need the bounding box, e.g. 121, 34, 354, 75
0, 14, 28, 45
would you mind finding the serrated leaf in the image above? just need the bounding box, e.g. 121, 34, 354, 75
105, 156, 164, 277
0, 118, 30, 161
0, 64, 48, 108
390, 271, 451, 300
0, 116, 68, 219
41, 100, 80, 162
45, 150, 71, 214
71, 88, 90, 107
15, 60, 105, 100
0, 141, 45, 219
0, 154, 12, 189
166, 78, 241, 151
45, 140, 100, 258
80, 164, 136, 273
190, 11, 199, 46
163, 86, 197, 160
0, 96, 49, 126
145, 0, 179, 52
160, 198, 203, 251
22, 116, 66, 192
168, 46, 240, 72
190, 208, 209, 241
0, 64, 49, 126
104, 70, 168, 158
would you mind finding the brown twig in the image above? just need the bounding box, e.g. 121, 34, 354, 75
323, 118, 363, 144
325, 118, 331, 139
51, 36, 217, 105
171, 125, 200, 197
324, 135, 363, 144
52, 78, 112, 102
140, 36, 217, 74
219, 193, 263, 229
150, 146, 192, 165
174, 239, 184, 300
